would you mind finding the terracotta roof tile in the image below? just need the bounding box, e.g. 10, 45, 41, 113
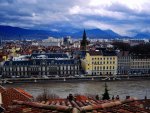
3, 91, 150, 113
0, 86, 6, 93
5, 97, 150, 113
1, 88, 33, 108
16, 88, 33, 99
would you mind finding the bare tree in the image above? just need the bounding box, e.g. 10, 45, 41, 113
36, 89, 59, 101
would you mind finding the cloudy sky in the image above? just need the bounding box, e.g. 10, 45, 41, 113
0, 0, 150, 36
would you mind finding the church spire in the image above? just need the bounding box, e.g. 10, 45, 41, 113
80, 29, 88, 51
83, 29, 87, 41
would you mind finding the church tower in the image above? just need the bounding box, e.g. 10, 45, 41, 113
80, 30, 88, 51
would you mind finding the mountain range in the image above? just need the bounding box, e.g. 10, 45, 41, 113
134, 32, 150, 39
0, 25, 149, 40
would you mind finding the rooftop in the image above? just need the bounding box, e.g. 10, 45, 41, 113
117, 51, 130, 57
31, 53, 69, 59
88, 50, 117, 56
88, 50, 102, 56
0, 85, 150, 113
102, 50, 117, 56
4, 59, 79, 66
4, 95, 150, 113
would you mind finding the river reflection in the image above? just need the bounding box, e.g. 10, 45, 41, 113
4, 80, 150, 99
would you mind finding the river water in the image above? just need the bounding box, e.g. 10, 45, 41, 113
4, 80, 150, 99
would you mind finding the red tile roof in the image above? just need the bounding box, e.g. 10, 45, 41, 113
5, 96, 150, 113
75, 95, 88, 101
1, 86, 149, 113
1, 88, 33, 108
16, 88, 33, 99
0, 86, 6, 93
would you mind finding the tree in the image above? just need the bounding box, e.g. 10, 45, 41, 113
102, 83, 110, 100
130, 43, 150, 55
36, 89, 59, 101
112, 42, 131, 51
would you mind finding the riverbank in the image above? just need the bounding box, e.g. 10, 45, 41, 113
3, 80, 150, 99
1, 75, 150, 84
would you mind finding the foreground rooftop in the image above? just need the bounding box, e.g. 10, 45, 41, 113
4, 95, 150, 113
1, 85, 150, 113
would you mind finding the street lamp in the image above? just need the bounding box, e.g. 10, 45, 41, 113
92, 61, 93, 76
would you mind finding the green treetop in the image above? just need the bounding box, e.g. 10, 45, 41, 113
102, 82, 110, 100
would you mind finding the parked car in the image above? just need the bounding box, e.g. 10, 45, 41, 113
55, 75, 59, 78
75, 75, 80, 77
43, 75, 49, 78
80, 75, 85, 77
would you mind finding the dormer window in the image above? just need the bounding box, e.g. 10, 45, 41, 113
43, 62, 45, 65
33, 60, 36, 65
42, 59, 47, 65
51, 60, 54, 64
9, 61, 13, 65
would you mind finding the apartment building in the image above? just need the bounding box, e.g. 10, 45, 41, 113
81, 50, 117, 76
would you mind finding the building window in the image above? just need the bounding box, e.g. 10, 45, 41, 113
42, 67, 45, 71
97, 66, 99, 70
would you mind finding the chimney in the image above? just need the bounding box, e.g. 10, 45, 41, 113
126, 96, 130, 99
67, 94, 74, 101
144, 96, 147, 100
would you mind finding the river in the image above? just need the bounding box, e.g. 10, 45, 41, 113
4, 80, 150, 99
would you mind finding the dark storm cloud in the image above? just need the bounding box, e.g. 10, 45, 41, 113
0, 0, 15, 4
0, 0, 150, 36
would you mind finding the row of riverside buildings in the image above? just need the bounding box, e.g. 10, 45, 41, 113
1, 50, 150, 78
0, 30, 150, 78
80, 30, 150, 76
81, 50, 150, 76
2, 53, 80, 78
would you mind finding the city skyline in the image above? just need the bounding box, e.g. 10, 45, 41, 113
0, 0, 150, 36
